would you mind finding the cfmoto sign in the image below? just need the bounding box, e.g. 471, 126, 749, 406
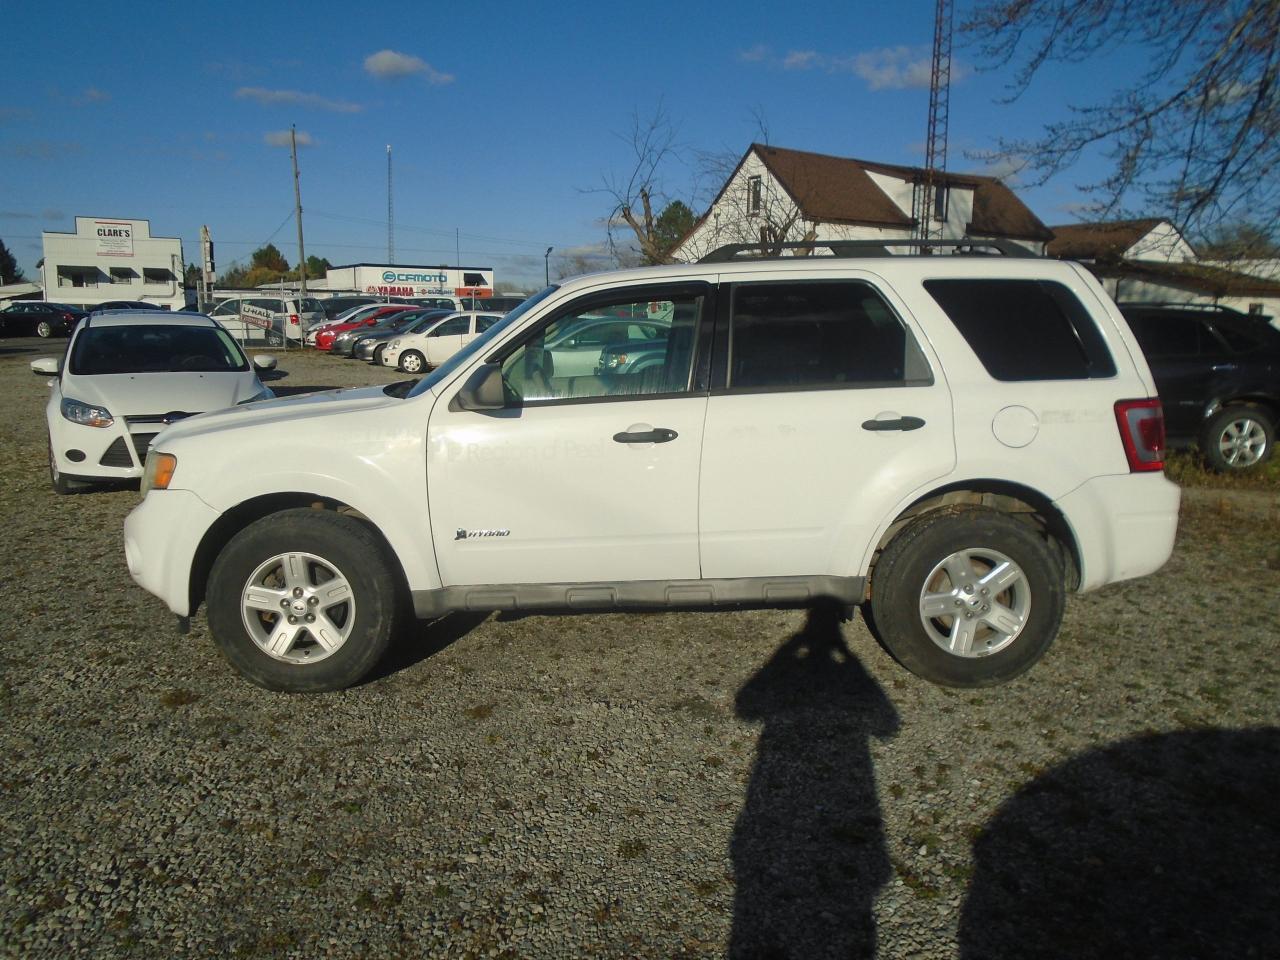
381, 270, 449, 283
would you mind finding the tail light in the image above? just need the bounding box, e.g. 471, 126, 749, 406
289, 314, 300, 326
62, 312, 74, 322
1114, 398, 1165, 472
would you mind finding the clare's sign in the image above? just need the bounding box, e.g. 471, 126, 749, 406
95, 220, 134, 257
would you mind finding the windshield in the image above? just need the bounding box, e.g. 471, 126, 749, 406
406, 286, 557, 399
70, 324, 249, 375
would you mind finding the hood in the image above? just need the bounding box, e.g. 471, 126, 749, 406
64, 371, 265, 417
154, 383, 402, 445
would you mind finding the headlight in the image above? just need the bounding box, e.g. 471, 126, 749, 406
141, 451, 177, 495
390, 340, 400, 349
61, 397, 113, 427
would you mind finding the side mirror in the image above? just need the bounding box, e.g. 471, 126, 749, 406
253, 355, 278, 371
452, 364, 506, 412
31, 356, 62, 376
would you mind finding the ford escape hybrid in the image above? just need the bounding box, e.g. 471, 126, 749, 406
125, 241, 1180, 691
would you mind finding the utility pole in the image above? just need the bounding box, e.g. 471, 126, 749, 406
291, 125, 307, 297
200, 224, 214, 310
387, 144, 394, 264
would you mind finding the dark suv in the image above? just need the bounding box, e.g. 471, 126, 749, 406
1119, 303, 1279, 471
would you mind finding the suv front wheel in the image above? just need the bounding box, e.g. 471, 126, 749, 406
867, 508, 1065, 687
206, 509, 400, 691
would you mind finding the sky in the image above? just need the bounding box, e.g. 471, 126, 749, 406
0, 0, 1150, 290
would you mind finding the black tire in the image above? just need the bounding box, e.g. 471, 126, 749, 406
400, 350, 426, 374
36, 320, 53, 338
206, 509, 400, 692
372, 344, 387, 366
1200, 405, 1274, 473
867, 508, 1065, 687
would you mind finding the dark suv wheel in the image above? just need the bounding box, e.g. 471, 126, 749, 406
1201, 405, 1274, 472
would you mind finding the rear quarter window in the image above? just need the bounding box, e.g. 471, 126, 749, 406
924, 279, 1116, 381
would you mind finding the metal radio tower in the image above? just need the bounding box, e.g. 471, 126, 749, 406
386, 144, 394, 264
912, 0, 954, 243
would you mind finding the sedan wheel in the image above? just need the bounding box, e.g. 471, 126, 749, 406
400, 350, 425, 374
36, 320, 52, 338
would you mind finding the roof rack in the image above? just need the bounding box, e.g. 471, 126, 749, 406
697, 238, 1040, 263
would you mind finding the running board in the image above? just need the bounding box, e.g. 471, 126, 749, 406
411, 575, 864, 619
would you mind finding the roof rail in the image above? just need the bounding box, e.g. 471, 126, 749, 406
697, 238, 1040, 263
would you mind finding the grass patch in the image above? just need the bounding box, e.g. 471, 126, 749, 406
159, 688, 200, 707
1164, 450, 1280, 490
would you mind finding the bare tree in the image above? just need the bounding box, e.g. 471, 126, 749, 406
592, 102, 689, 265
964, 0, 1280, 240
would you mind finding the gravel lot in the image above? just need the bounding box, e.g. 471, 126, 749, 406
2, 336, 1278, 959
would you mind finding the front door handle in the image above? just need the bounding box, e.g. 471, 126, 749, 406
613, 427, 678, 444
861, 416, 926, 432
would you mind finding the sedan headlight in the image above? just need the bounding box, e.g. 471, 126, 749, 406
61, 397, 113, 427
141, 451, 177, 495
390, 340, 400, 349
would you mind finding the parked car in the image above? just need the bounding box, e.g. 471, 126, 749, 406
1118, 302, 1279, 472
314, 305, 417, 352
317, 296, 378, 323
0, 301, 86, 338
351, 310, 455, 364
209, 296, 326, 343
304, 304, 382, 345
34, 311, 276, 494
328, 308, 435, 358
381, 311, 505, 373
91, 301, 167, 314
126, 241, 1181, 693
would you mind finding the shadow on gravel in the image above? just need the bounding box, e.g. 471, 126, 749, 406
360, 610, 491, 684
959, 727, 1280, 959
731, 598, 900, 959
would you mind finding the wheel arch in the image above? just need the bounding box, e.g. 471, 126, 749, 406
1207, 394, 1278, 422
188, 492, 412, 615
865, 479, 1082, 594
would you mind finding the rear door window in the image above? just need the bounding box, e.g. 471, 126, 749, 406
924, 279, 1116, 381
727, 281, 931, 391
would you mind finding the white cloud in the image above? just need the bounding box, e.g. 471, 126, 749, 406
264, 130, 313, 148
742, 44, 962, 92
76, 87, 110, 105
363, 49, 454, 85
235, 87, 362, 113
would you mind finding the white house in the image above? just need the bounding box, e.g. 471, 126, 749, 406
1047, 219, 1280, 323
40, 217, 185, 311
672, 144, 1054, 262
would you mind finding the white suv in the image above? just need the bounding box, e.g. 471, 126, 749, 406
124, 244, 1180, 692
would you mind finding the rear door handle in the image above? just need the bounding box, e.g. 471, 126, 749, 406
861, 416, 926, 432
613, 428, 678, 444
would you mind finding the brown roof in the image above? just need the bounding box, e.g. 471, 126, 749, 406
1045, 218, 1172, 260
748, 144, 1054, 241
1086, 258, 1280, 298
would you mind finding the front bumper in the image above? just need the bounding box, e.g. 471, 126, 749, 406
1055, 472, 1181, 592
50, 418, 168, 481
124, 489, 222, 616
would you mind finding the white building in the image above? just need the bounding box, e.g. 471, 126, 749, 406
323, 263, 494, 298
672, 144, 1054, 262
1047, 219, 1280, 324
40, 217, 185, 311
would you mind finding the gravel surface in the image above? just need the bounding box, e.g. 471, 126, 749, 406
2, 337, 1278, 959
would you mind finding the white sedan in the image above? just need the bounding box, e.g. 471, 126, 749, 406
381, 311, 503, 373
33, 311, 276, 494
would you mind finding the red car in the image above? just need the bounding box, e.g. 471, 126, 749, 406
313, 305, 415, 351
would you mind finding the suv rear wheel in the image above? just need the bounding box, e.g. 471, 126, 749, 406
868, 508, 1065, 687
206, 509, 399, 691
1201, 405, 1273, 472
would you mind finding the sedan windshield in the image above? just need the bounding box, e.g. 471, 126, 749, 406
70, 324, 249, 375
